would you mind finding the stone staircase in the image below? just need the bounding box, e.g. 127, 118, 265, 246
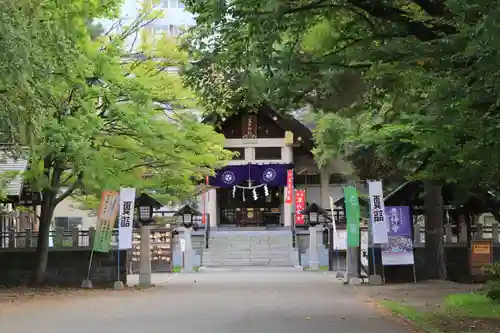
202, 230, 300, 267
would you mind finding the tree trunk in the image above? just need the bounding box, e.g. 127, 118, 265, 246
423, 181, 447, 279
33, 189, 56, 285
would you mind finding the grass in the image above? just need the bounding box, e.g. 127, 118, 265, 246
172, 266, 199, 273
381, 293, 500, 333
381, 300, 440, 333
443, 293, 500, 318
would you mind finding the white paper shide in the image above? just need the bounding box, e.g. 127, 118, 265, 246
368, 181, 389, 244
118, 188, 136, 249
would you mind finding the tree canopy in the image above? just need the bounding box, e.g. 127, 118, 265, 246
1, 0, 231, 283
181, 0, 500, 200
181, 0, 500, 278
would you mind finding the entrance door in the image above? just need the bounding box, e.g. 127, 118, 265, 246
218, 186, 282, 227
240, 208, 262, 226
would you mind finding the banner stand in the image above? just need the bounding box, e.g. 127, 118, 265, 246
81, 249, 94, 289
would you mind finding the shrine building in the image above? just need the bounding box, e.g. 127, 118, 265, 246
201, 105, 352, 229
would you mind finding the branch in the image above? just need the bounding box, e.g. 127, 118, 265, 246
16, 206, 41, 220
233, 0, 338, 16
347, 0, 457, 41
55, 171, 84, 205
410, 0, 453, 18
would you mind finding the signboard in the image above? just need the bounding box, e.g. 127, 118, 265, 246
381, 206, 415, 266
284, 131, 294, 145
180, 239, 186, 252
118, 188, 136, 249
470, 240, 493, 280
344, 186, 360, 247
368, 180, 389, 244
93, 191, 120, 253
242, 114, 257, 139
295, 189, 306, 225
285, 170, 294, 204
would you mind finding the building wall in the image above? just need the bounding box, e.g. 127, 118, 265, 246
52, 197, 97, 229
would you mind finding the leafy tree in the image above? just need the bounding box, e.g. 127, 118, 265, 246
1, 0, 231, 284
181, 0, 500, 279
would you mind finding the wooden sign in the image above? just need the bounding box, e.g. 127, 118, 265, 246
242, 115, 257, 139
470, 239, 493, 281
284, 131, 294, 145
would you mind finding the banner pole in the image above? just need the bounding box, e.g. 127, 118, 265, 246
117, 246, 120, 282
85, 249, 94, 281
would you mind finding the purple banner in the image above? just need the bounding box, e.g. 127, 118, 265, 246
210, 165, 249, 188
252, 163, 292, 187
381, 206, 415, 266
209, 163, 292, 188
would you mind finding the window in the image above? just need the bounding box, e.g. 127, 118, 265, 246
254, 147, 282, 160
162, 0, 184, 8
155, 24, 183, 37
54, 217, 83, 231
227, 148, 245, 160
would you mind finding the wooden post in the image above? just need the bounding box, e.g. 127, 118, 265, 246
25, 228, 33, 248
72, 227, 80, 247
459, 221, 468, 243
55, 227, 64, 247
475, 224, 484, 240
88, 227, 95, 248
8, 228, 15, 248
445, 224, 453, 243
413, 224, 422, 245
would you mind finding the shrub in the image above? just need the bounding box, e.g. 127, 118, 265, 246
483, 262, 500, 301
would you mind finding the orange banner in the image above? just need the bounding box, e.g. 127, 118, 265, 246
285, 169, 294, 204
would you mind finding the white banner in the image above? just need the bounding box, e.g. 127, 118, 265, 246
118, 188, 136, 249
329, 196, 339, 249
368, 180, 389, 244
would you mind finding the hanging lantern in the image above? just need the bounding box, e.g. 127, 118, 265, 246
263, 184, 269, 197
252, 188, 258, 201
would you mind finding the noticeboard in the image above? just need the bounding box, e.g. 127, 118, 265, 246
470, 239, 493, 281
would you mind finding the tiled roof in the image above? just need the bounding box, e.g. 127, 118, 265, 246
0, 150, 28, 197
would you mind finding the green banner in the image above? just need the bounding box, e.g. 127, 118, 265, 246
92, 191, 120, 253
344, 186, 360, 247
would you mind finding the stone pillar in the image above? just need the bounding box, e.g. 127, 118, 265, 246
181, 227, 194, 273
207, 189, 217, 228
308, 225, 320, 270
320, 169, 330, 209
139, 225, 152, 287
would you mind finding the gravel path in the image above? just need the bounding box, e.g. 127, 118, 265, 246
0, 269, 411, 333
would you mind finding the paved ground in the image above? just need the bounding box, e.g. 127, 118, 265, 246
0, 269, 412, 333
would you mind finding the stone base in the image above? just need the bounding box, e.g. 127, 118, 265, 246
369, 274, 383, 285
113, 281, 125, 290
139, 273, 152, 286
349, 277, 362, 285
81, 279, 92, 289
